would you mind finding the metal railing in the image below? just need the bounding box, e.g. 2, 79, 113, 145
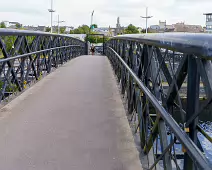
106, 33, 212, 170
0, 29, 86, 102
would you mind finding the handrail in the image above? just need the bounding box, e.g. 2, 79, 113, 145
0, 30, 86, 102
106, 33, 212, 169
113, 33, 212, 58
0, 45, 82, 63
0, 28, 84, 43
108, 46, 211, 170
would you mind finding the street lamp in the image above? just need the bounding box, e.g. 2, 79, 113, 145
57, 15, 65, 34
141, 7, 153, 34
48, 0, 56, 33
90, 10, 94, 32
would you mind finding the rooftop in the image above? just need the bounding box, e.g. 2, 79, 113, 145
204, 13, 212, 15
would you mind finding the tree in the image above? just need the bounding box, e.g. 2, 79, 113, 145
81, 25, 90, 34
69, 30, 74, 34
141, 28, 152, 33
60, 27, 66, 34
45, 27, 51, 32
0, 22, 6, 28
74, 28, 83, 34
15, 23, 22, 29
124, 24, 139, 34
85, 34, 110, 44
70, 25, 90, 34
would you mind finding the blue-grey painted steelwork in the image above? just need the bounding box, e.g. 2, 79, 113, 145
0, 45, 81, 63
115, 33, 212, 58
106, 33, 212, 170
0, 29, 86, 102
0, 28, 85, 40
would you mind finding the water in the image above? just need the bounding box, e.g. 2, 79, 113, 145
171, 99, 212, 165
128, 100, 212, 168
198, 121, 212, 163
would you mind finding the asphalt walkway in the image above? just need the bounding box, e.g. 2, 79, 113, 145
0, 55, 142, 170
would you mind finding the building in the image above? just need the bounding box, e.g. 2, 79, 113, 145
7, 22, 22, 29
115, 17, 125, 35
64, 26, 74, 34
93, 27, 110, 36
150, 21, 168, 33
159, 20, 166, 30
204, 13, 212, 33
150, 25, 160, 30
108, 27, 116, 37
150, 21, 203, 33
173, 22, 203, 32
23, 26, 46, 32
23, 26, 37, 31
37, 26, 46, 32
85, 17, 125, 37
165, 25, 175, 32
107, 17, 125, 36
116, 17, 121, 35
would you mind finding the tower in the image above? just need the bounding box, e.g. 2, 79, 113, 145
116, 17, 121, 35
116, 17, 121, 28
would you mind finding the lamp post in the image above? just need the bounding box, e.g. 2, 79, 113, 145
57, 15, 65, 34
48, 0, 56, 33
90, 10, 94, 32
141, 7, 153, 34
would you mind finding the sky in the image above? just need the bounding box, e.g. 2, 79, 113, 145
0, 0, 211, 28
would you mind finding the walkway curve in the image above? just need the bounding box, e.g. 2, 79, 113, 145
0, 55, 142, 170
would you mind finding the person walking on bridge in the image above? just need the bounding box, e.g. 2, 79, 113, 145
90, 45, 95, 55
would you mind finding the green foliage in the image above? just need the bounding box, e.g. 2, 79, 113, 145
86, 34, 110, 44
93, 24, 98, 28
70, 25, 90, 34
0, 81, 18, 93
2, 36, 16, 52
26, 36, 36, 45
80, 25, 90, 34
15, 23, 22, 29
124, 24, 139, 34
141, 28, 152, 33
69, 30, 74, 34
2, 36, 35, 54
60, 27, 66, 34
45, 27, 51, 32
104, 36, 110, 42
0, 22, 6, 28
74, 28, 84, 34
86, 36, 100, 43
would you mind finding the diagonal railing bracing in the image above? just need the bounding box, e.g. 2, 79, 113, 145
106, 33, 212, 170
0, 29, 86, 102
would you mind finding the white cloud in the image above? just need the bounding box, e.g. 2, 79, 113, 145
0, 0, 210, 28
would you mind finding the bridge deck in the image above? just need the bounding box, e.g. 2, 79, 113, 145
0, 55, 142, 170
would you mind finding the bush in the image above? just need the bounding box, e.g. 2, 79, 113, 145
0, 80, 18, 93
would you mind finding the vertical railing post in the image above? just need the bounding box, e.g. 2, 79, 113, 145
103, 35, 105, 55
127, 42, 134, 114
184, 55, 200, 170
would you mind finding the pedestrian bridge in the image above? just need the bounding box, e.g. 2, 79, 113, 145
0, 29, 211, 170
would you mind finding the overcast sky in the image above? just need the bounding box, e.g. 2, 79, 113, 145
0, 0, 211, 28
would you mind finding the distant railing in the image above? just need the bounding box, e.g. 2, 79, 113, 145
106, 33, 212, 170
0, 29, 86, 102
